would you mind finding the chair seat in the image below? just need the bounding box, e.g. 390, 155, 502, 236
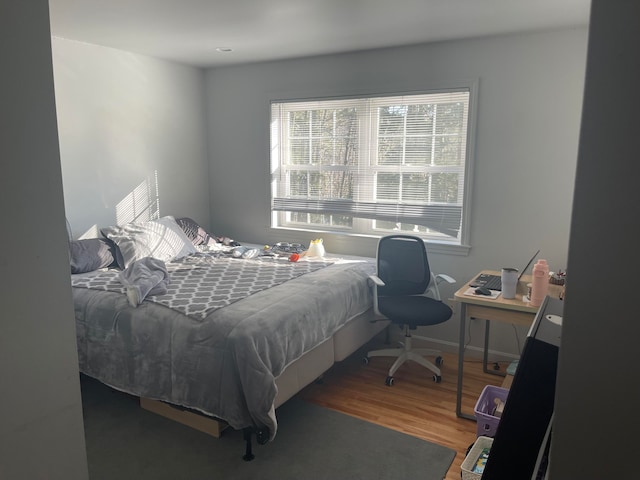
378, 295, 452, 329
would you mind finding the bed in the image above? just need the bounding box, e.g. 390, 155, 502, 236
69, 215, 387, 450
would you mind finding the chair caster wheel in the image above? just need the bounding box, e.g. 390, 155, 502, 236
362, 356, 369, 365
385, 376, 394, 386
435, 356, 444, 367
433, 374, 442, 383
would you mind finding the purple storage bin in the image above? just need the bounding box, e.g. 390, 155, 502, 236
474, 385, 509, 437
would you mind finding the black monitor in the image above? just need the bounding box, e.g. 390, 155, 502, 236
481, 296, 562, 480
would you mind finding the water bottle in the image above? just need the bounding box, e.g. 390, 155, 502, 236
529, 259, 549, 307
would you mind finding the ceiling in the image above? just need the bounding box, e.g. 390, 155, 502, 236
48, 0, 591, 68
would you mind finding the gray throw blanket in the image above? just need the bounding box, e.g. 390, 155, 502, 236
118, 257, 170, 307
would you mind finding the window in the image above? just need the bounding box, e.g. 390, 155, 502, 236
270, 88, 473, 247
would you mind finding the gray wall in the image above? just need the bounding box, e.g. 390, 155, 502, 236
0, 2, 88, 479
551, 1, 639, 477
52, 38, 211, 238
204, 28, 588, 356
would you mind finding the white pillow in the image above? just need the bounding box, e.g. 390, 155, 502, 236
102, 216, 197, 269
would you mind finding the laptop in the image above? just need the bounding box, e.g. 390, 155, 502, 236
469, 249, 540, 291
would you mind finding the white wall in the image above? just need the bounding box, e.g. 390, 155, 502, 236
550, 1, 640, 477
52, 38, 211, 238
204, 28, 588, 356
0, 2, 88, 479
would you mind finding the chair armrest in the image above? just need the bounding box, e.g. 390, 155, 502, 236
435, 273, 456, 284
368, 274, 385, 318
427, 273, 456, 301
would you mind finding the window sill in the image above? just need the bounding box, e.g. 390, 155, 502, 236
269, 226, 470, 256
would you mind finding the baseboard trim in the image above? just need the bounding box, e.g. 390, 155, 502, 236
399, 334, 521, 363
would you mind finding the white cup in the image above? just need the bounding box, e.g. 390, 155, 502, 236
501, 268, 519, 299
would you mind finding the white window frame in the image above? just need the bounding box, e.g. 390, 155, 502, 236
270, 83, 477, 254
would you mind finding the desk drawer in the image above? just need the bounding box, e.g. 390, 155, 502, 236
466, 304, 534, 327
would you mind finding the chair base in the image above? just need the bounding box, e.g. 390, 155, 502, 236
367, 330, 442, 378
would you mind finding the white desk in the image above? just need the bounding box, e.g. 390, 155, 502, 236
453, 270, 564, 420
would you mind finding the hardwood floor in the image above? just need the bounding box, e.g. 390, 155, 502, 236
298, 338, 509, 480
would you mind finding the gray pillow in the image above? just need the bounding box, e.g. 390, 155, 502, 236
69, 238, 117, 274
101, 216, 197, 269
175, 217, 217, 246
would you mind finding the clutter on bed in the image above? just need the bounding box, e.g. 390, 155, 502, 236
264, 242, 307, 256
231, 245, 261, 258
174, 216, 217, 246
306, 238, 326, 257
117, 257, 169, 307
175, 217, 240, 247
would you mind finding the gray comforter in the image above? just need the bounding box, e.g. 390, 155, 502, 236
72, 255, 375, 440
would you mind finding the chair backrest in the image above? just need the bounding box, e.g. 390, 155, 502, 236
376, 235, 431, 297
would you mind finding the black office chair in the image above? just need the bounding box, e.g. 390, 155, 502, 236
365, 235, 455, 385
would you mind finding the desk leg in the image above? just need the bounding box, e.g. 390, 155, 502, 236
456, 303, 475, 420
483, 320, 491, 373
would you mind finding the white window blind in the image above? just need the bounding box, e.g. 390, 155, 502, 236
271, 90, 472, 244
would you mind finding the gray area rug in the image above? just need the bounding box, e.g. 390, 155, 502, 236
81, 375, 455, 480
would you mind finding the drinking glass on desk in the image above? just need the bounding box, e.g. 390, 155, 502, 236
501, 268, 518, 299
